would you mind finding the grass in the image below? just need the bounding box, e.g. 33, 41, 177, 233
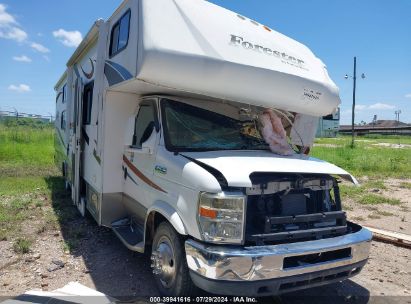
340, 182, 402, 206
358, 134, 411, 144
312, 135, 411, 178
312, 135, 411, 213
0, 177, 50, 196
13, 238, 32, 254
399, 182, 411, 189
0, 119, 67, 243
315, 134, 411, 145
338, 178, 404, 207
0, 123, 56, 176
36, 224, 47, 234
63, 239, 79, 253
358, 193, 401, 206
0, 230, 7, 241
363, 180, 387, 190
340, 184, 363, 198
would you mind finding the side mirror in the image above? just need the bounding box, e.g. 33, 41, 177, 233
140, 122, 156, 146
140, 123, 157, 154
127, 122, 159, 155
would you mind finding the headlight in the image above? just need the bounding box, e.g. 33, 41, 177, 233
197, 192, 246, 244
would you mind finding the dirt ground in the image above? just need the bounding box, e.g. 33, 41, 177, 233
345, 178, 411, 234
1, 180, 411, 303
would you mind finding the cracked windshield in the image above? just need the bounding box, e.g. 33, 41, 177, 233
162, 99, 268, 151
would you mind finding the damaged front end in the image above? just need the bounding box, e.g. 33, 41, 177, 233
245, 173, 358, 246
185, 172, 372, 296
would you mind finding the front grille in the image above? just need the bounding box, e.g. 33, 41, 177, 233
246, 211, 348, 245
283, 247, 352, 269
278, 266, 362, 291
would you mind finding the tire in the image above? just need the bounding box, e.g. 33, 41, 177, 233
151, 222, 196, 296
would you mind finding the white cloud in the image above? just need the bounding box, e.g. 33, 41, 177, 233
0, 6, 51, 53
355, 104, 367, 110
52, 29, 82, 47
0, 4, 28, 42
31, 42, 50, 53
368, 103, 395, 110
0, 4, 16, 25
0, 26, 27, 42
8, 84, 31, 93
405, 93, 411, 98
13, 55, 31, 62
42, 55, 50, 62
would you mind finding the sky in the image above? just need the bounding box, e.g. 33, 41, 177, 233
0, 0, 410, 124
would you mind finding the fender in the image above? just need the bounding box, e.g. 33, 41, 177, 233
146, 200, 187, 235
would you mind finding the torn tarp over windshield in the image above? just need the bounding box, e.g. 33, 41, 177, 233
259, 109, 319, 155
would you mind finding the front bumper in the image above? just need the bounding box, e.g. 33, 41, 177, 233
185, 227, 372, 295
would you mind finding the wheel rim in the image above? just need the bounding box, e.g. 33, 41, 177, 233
152, 235, 176, 288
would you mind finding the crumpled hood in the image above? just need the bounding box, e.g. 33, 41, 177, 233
181, 150, 358, 188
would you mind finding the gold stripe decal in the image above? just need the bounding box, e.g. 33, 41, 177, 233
123, 155, 167, 193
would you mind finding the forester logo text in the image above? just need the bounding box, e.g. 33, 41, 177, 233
229, 34, 306, 68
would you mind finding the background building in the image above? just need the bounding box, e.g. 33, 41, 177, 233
316, 108, 340, 138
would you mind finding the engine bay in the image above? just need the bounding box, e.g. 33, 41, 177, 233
245, 173, 359, 245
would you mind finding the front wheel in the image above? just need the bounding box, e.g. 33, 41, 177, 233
151, 222, 196, 296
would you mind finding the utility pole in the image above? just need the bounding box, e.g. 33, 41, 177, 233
351, 57, 357, 147
345, 57, 365, 148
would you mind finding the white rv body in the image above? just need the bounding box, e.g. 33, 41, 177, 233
55, 0, 371, 296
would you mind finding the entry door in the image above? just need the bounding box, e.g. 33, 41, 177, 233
73, 78, 85, 216
123, 100, 159, 221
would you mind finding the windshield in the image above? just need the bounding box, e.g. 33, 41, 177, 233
161, 99, 268, 152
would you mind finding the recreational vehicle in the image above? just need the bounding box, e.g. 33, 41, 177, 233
54, 0, 371, 296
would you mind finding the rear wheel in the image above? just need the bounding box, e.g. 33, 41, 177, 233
151, 222, 196, 296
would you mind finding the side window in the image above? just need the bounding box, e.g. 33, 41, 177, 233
111, 24, 119, 55
82, 82, 94, 125
109, 10, 131, 57
61, 111, 66, 130
62, 84, 67, 103
132, 103, 156, 148
55, 85, 65, 104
